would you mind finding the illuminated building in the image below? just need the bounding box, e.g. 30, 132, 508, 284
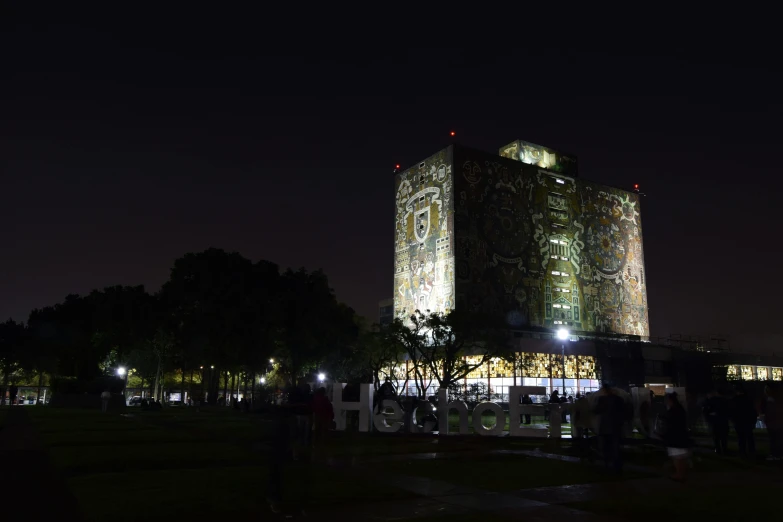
393, 140, 648, 337
391, 140, 783, 397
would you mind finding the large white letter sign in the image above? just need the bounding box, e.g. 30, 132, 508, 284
472, 402, 505, 436
332, 383, 373, 432
436, 388, 470, 435
373, 399, 404, 433
507, 386, 547, 438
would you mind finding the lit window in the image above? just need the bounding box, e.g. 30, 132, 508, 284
561, 257, 568, 261
563, 289, 570, 293
548, 193, 567, 211
551, 271, 560, 276
551, 254, 558, 259
550, 239, 558, 244
563, 305, 571, 309
554, 320, 563, 324
558, 240, 567, 245
561, 272, 569, 277
553, 304, 562, 308
555, 178, 565, 184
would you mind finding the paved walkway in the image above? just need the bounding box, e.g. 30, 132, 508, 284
311, 448, 628, 520
312, 446, 782, 520
0, 407, 83, 520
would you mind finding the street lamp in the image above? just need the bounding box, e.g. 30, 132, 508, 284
269, 358, 274, 364
260, 377, 266, 384
556, 329, 569, 396
116, 367, 128, 399
317, 373, 325, 383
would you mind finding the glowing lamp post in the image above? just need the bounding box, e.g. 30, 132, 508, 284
556, 329, 569, 396
318, 373, 325, 383
117, 366, 128, 398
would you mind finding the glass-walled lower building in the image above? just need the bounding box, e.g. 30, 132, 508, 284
725, 364, 783, 382
388, 352, 600, 401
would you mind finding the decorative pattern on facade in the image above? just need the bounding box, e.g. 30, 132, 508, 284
394, 143, 649, 337
393, 149, 455, 318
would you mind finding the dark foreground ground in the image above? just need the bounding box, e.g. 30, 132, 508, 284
0, 405, 779, 521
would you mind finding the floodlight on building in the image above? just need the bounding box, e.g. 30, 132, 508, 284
556, 328, 569, 341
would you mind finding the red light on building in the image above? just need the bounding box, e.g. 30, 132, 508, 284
450, 131, 456, 136
395, 164, 400, 169
634, 184, 639, 190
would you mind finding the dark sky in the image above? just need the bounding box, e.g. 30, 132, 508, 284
3, 16, 781, 353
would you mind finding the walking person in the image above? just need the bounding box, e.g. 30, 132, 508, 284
761, 385, 783, 460
311, 387, 334, 462
266, 399, 293, 514
546, 390, 559, 421
730, 384, 757, 459
286, 378, 313, 461
573, 393, 592, 460
374, 378, 397, 414
658, 392, 691, 482
702, 390, 729, 454
100, 389, 111, 413
521, 394, 533, 424
594, 383, 626, 473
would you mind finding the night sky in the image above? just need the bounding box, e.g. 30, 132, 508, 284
3, 18, 781, 353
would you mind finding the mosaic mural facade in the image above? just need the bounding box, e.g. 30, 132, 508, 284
394, 142, 649, 337
393, 148, 455, 319
452, 143, 649, 337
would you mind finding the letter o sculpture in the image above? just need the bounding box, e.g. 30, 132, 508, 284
472, 402, 505, 436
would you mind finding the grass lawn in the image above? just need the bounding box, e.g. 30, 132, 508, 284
69, 463, 415, 522
381, 452, 651, 491
29, 407, 418, 521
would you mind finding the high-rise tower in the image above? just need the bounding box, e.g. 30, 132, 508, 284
393, 140, 649, 337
